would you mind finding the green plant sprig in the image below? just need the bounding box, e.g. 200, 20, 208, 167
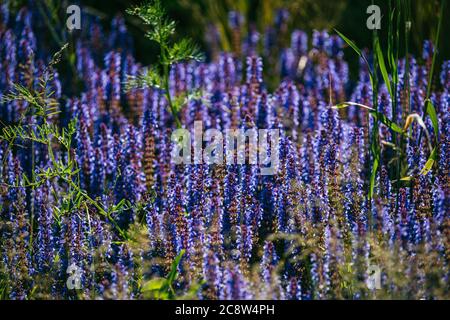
334, 0, 444, 202
1, 44, 128, 240
126, 0, 204, 128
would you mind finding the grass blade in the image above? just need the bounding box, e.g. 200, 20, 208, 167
335, 29, 362, 56
375, 38, 393, 98
332, 101, 375, 111
331, 102, 405, 135
371, 111, 404, 135
167, 249, 185, 285
369, 155, 379, 198
425, 99, 439, 139
420, 147, 437, 176
335, 29, 374, 89
419, 0, 446, 145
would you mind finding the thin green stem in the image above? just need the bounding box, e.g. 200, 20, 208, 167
393, 0, 401, 213
163, 62, 181, 128
160, 34, 181, 128
369, 13, 380, 230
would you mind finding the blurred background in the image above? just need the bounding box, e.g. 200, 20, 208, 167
7, 0, 449, 83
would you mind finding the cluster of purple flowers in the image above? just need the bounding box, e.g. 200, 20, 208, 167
0, 5, 448, 299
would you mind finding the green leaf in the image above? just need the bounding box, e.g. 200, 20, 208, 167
369, 155, 379, 198
142, 278, 170, 300
332, 102, 352, 110
125, 67, 161, 91
425, 99, 439, 139
332, 101, 375, 111
142, 277, 166, 292
375, 38, 393, 98
371, 111, 404, 135
420, 147, 437, 176
22, 173, 31, 186
168, 38, 204, 63
335, 29, 374, 88
141, 249, 186, 300
335, 29, 362, 56
167, 249, 185, 285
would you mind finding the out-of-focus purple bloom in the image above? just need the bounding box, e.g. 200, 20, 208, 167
291, 30, 308, 56
220, 265, 252, 300
228, 11, 244, 30
312, 30, 330, 52
274, 9, 289, 30
422, 40, 434, 62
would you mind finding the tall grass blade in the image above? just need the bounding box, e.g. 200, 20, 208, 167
420, 147, 437, 176
372, 111, 404, 135
335, 29, 362, 56
369, 155, 379, 198
335, 29, 374, 82
425, 99, 439, 139
375, 38, 393, 98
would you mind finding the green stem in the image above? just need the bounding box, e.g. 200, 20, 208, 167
160, 38, 182, 129
163, 62, 181, 128
396, 0, 411, 208
369, 15, 379, 230
394, 0, 401, 213
29, 110, 35, 252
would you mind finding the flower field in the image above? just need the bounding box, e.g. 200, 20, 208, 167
0, 1, 448, 300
